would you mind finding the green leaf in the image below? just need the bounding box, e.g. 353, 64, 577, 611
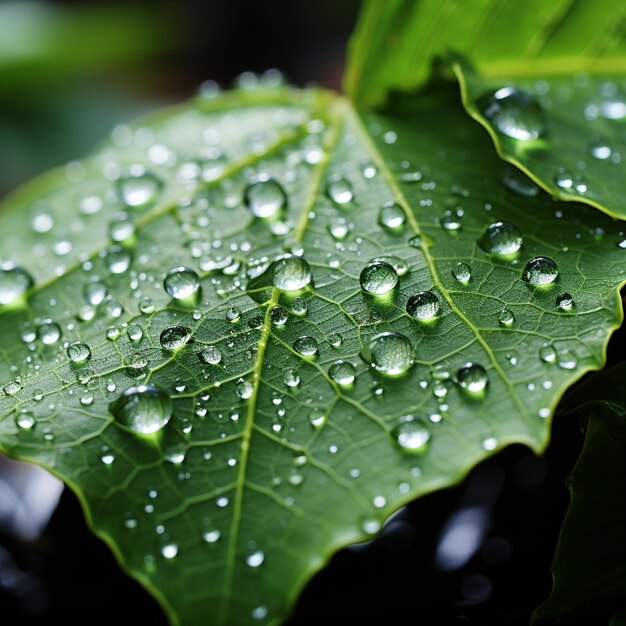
345, 0, 626, 107
0, 81, 624, 625
534, 364, 626, 623
452, 56, 626, 219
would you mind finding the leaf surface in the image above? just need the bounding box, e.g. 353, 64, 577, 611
0, 82, 624, 625
534, 364, 626, 623
345, 0, 626, 107
453, 57, 626, 219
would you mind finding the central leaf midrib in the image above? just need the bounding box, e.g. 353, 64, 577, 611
347, 103, 532, 427
218, 97, 347, 624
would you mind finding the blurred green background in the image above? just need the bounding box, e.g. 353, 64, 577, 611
0, 0, 359, 196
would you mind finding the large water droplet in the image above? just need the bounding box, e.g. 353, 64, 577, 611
164, 266, 200, 299
359, 261, 398, 295
159, 326, 191, 350
329, 360, 356, 386
117, 168, 162, 208
392, 417, 430, 453
293, 336, 318, 358
110, 384, 173, 434
270, 255, 311, 291
406, 291, 440, 320
522, 256, 558, 285
244, 175, 287, 218
15, 412, 35, 430
326, 174, 353, 204
199, 345, 222, 365
367, 332, 413, 376
456, 363, 488, 394
235, 378, 254, 399
67, 341, 91, 364
478, 222, 523, 255
482, 86, 545, 140
0, 262, 33, 305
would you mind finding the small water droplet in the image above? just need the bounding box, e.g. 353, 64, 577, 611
3, 379, 22, 395
326, 172, 354, 206
38, 321, 61, 345
110, 384, 172, 434
84, 282, 107, 306
0, 262, 33, 305
452, 262, 472, 284
244, 175, 287, 218
105, 245, 132, 275
117, 168, 162, 208
293, 336, 318, 358
251, 606, 268, 621
502, 166, 540, 197
15, 412, 35, 430
539, 344, 557, 364
556, 292, 573, 310
456, 363, 488, 394
366, 332, 413, 376
392, 417, 430, 453
498, 308, 514, 326
270, 255, 311, 291
361, 517, 381, 535
328, 360, 355, 386
522, 256, 558, 285
557, 350, 578, 370
482, 86, 545, 140
378, 202, 406, 230
308, 408, 325, 429
440, 211, 462, 232
589, 140, 613, 160
226, 307, 241, 323
199, 345, 222, 365
328, 219, 350, 241
359, 261, 398, 295
246, 550, 265, 568
127, 324, 144, 342
283, 369, 300, 387
235, 378, 254, 399
164, 266, 200, 299
67, 341, 91, 364
406, 291, 440, 321
161, 543, 178, 559
478, 222, 523, 255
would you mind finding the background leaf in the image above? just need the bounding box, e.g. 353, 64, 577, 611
534, 364, 626, 623
0, 81, 624, 626
452, 57, 626, 219
345, 0, 626, 107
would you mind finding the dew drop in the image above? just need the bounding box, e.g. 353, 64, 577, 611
3, 379, 22, 395
246, 550, 265, 568
244, 175, 287, 218
502, 166, 540, 197
199, 345, 222, 365
456, 363, 488, 394
482, 86, 545, 140
498, 308, 514, 326
67, 341, 91, 364
38, 321, 61, 345
452, 262, 472, 284
522, 256, 558, 285
226, 307, 241, 323
105, 245, 132, 275
367, 332, 413, 376
164, 266, 200, 299
84, 282, 107, 306
326, 174, 353, 205
127, 324, 144, 342
283, 369, 300, 387
406, 291, 440, 321
161, 543, 178, 559
557, 350, 578, 370
268, 306, 288, 327
235, 378, 254, 400
270, 255, 312, 291
556, 292, 573, 310
0, 262, 33, 305
392, 418, 430, 453
110, 384, 172, 434
328, 219, 350, 241
378, 202, 406, 230
478, 222, 523, 255
117, 169, 162, 208
293, 336, 318, 358
440, 211, 462, 232
328, 360, 356, 386
159, 326, 191, 350
359, 261, 398, 295
203, 529, 220, 544
539, 343, 557, 364
15, 412, 35, 430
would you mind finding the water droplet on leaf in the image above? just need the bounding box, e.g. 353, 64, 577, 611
359, 261, 398, 295
406, 291, 440, 320
482, 86, 545, 140
110, 384, 172, 434
164, 266, 200, 300
478, 222, 523, 256
522, 256, 558, 285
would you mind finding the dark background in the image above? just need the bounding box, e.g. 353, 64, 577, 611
0, 1, 620, 624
